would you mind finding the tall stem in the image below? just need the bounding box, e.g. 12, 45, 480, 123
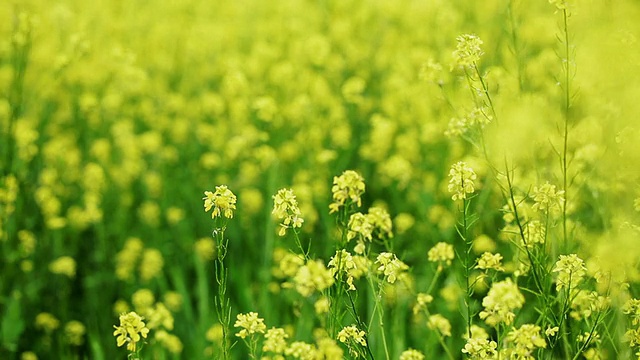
560, 8, 571, 254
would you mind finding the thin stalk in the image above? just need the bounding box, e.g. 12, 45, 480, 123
560, 8, 571, 254
213, 223, 232, 360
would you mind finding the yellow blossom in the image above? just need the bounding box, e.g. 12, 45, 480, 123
203, 185, 237, 219
234, 312, 266, 339
448, 161, 477, 201
272, 188, 304, 236
49, 256, 76, 278
329, 170, 365, 213
113, 311, 150, 352
375, 252, 409, 284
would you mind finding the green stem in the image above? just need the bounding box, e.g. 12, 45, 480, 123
560, 8, 571, 255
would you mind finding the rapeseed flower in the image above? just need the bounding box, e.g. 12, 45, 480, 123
272, 188, 304, 236
375, 252, 409, 284
203, 185, 237, 219
49, 256, 76, 278
452, 34, 484, 69
553, 254, 587, 291
427, 314, 452, 337
479, 278, 525, 327
448, 161, 477, 201
329, 170, 365, 213
531, 182, 565, 214
234, 312, 266, 339
503, 324, 546, 359
285, 341, 317, 359
263, 327, 289, 354
476, 252, 504, 272
113, 311, 150, 352
462, 337, 498, 359
35, 313, 60, 333
293, 260, 334, 297
337, 325, 367, 357
64, 320, 86, 346
399, 348, 425, 360
428, 242, 455, 269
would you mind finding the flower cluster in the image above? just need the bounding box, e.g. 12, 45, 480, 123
452, 34, 484, 69
113, 311, 150, 352
328, 249, 359, 290
375, 252, 409, 284
479, 278, 525, 327
531, 182, 565, 214
399, 348, 425, 360
337, 325, 367, 357
476, 252, 504, 272
234, 312, 266, 339
427, 242, 455, 269
462, 337, 498, 360
203, 185, 237, 219
329, 170, 365, 213
272, 188, 304, 236
293, 260, 335, 297
448, 162, 477, 201
262, 327, 289, 354
503, 324, 547, 360
552, 254, 587, 291
427, 314, 452, 337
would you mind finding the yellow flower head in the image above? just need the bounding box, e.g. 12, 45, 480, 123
452, 34, 484, 69
272, 188, 304, 236
479, 278, 525, 327
447, 161, 477, 201
203, 185, 237, 219
428, 242, 455, 268
263, 327, 289, 354
234, 312, 266, 339
64, 320, 86, 346
531, 182, 565, 214
375, 252, 409, 284
113, 311, 150, 352
552, 254, 587, 291
329, 170, 365, 213
400, 349, 425, 360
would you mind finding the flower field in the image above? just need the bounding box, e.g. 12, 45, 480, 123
1, 0, 640, 359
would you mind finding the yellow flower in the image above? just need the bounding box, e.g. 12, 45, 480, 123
462, 337, 498, 359
203, 185, 237, 219
476, 252, 504, 272
504, 324, 546, 358
113, 311, 150, 352
329, 170, 365, 213
375, 252, 409, 284
400, 349, 425, 360
337, 325, 367, 347
479, 278, 524, 327
139, 248, 164, 281
447, 161, 477, 201
428, 242, 455, 268
234, 312, 266, 339
35, 312, 60, 333
427, 314, 452, 337
452, 34, 484, 69
272, 188, 304, 236
552, 254, 587, 291
293, 260, 335, 297
285, 341, 318, 359
263, 327, 289, 354
49, 256, 76, 278
194, 237, 216, 261
64, 321, 86, 346
531, 182, 565, 214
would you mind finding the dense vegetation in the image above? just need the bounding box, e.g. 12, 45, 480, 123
1, 0, 640, 359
